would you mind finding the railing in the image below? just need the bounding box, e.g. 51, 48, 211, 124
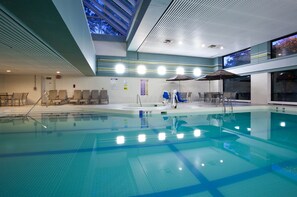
25, 91, 47, 117
136, 94, 142, 107
222, 96, 233, 113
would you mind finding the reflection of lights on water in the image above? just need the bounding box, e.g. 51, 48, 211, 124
220, 160, 224, 163
116, 136, 125, 144
201, 163, 205, 167
138, 134, 146, 143
280, 122, 286, 127
178, 167, 183, 171
247, 128, 251, 132
234, 126, 240, 130
194, 129, 201, 137
177, 133, 184, 139
158, 133, 166, 141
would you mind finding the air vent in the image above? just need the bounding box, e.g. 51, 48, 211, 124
208, 44, 217, 48
163, 39, 173, 44
208, 44, 224, 49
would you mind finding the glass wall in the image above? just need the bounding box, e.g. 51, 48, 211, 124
223, 48, 251, 68
271, 69, 297, 102
223, 76, 251, 100
271, 33, 297, 59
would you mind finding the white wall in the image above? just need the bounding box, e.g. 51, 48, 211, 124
0, 75, 210, 104
0, 74, 42, 104
94, 41, 127, 57
56, 76, 210, 103
251, 73, 269, 104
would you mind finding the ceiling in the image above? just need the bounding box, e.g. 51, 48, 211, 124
0, 7, 81, 75
1, 0, 297, 76
137, 0, 297, 57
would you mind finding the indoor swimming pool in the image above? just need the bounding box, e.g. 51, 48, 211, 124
1, 109, 297, 196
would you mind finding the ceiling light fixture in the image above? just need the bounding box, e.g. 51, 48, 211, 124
56, 71, 60, 74
137, 65, 146, 75
220, 46, 224, 50
115, 63, 126, 74
178, 41, 183, 45
201, 44, 205, 47
6, 70, 11, 73
193, 68, 202, 77
176, 67, 184, 75
157, 66, 166, 75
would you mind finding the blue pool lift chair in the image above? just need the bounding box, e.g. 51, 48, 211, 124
176, 91, 187, 102
162, 91, 170, 104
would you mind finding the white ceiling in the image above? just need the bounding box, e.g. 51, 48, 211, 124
1, 0, 297, 76
138, 0, 297, 57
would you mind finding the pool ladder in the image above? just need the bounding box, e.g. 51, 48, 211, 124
222, 97, 233, 113
136, 94, 142, 107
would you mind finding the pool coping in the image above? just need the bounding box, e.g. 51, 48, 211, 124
1, 103, 297, 117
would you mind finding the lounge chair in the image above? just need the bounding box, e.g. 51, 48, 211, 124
90, 90, 99, 104
198, 92, 204, 102
53, 90, 68, 105
21, 93, 29, 105
11, 93, 23, 106
0, 93, 8, 106
48, 90, 58, 105
99, 89, 109, 104
80, 90, 90, 104
187, 92, 192, 102
69, 90, 82, 104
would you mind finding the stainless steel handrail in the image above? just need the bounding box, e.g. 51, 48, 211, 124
25, 91, 47, 117
136, 94, 142, 107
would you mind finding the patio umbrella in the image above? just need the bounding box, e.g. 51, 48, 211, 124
196, 70, 240, 91
166, 74, 194, 91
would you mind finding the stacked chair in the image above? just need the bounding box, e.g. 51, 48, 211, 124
69, 90, 82, 104
47, 89, 109, 105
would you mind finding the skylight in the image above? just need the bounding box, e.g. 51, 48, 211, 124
83, 0, 139, 37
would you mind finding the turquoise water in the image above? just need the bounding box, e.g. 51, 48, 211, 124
1, 110, 297, 196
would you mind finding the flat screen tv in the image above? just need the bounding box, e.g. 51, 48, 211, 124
271, 33, 297, 58
223, 48, 251, 68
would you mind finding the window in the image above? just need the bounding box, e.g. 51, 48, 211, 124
271, 33, 297, 59
223, 48, 251, 68
271, 69, 297, 102
223, 75, 251, 100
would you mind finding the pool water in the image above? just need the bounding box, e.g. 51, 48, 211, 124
1, 110, 297, 196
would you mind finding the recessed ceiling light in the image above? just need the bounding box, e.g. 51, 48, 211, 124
201, 44, 205, 47
56, 71, 60, 74
6, 70, 11, 73
178, 41, 183, 45
220, 46, 224, 50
